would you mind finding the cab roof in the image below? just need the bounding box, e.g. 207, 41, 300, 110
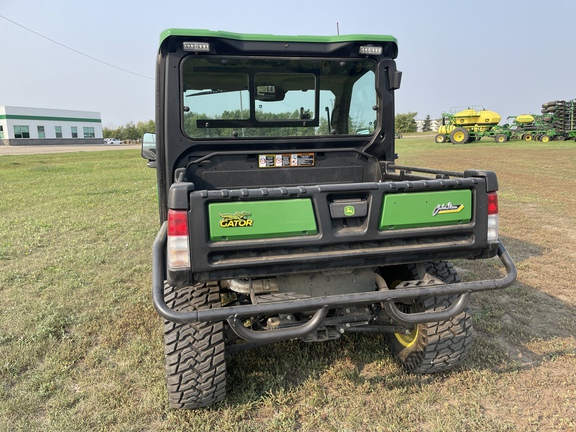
159, 28, 398, 59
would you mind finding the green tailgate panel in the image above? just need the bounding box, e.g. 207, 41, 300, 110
380, 190, 472, 230
208, 199, 317, 241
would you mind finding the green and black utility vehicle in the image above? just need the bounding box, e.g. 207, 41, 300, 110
142, 29, 517, 409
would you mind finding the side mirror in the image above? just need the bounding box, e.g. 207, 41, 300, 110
141, 132, 157, 166
390, 70, 402, 90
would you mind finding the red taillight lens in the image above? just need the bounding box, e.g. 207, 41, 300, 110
168, 209, 188, 236
487, 192, 498, 215
167, 210, 190, 269
487, 192, 499, 241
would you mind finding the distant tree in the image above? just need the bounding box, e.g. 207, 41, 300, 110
136, 120, 155, 136
395, 112, 418, 133
422, 114, 432, 132
102, 126, 114, 138
103, 120, 155, 140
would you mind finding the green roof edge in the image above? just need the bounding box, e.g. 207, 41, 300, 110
159, 28, 397, 45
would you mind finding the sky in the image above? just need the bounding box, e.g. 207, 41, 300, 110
1, 0, 575, 127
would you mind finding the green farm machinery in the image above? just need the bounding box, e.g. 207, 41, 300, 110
539, 100, 576, 141
435, 102, 576, 144
434, 108, 504, 144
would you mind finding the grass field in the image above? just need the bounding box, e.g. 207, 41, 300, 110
1, 136, 575, 431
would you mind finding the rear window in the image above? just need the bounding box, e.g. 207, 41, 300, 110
181, 57, 376, 139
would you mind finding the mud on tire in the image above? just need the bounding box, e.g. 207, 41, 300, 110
385, 262, 473, 373
163, 282, 226, 409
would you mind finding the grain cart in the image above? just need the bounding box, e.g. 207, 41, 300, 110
142, 29, 517, 409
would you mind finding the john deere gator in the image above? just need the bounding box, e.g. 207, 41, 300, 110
142, 29, 517, 409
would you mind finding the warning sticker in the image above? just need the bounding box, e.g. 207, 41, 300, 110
258, 153, 315, 168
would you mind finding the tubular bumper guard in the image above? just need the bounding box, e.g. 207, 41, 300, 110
152, 222, 517, 342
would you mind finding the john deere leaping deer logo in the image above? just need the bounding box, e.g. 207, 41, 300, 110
219, 211, 253, 228
432, 202, 464, 217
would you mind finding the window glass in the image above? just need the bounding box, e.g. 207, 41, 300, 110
14, 125, 30, 138
55, 126, 62, 138
349, 71, 377, 134
83, 127, 95, 138
0, 125, 4, 139
181, 57, 376, 139
254, 73, 315, 122
37, 126, 45, 139
71, 126, 78, 138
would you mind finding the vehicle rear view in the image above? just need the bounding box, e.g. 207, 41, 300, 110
142, 29, 516, 409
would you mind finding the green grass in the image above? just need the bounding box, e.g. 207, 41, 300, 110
1, 141, 575, 431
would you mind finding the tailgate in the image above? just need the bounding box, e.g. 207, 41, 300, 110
172, 174, 497, 283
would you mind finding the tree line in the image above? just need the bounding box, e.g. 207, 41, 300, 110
103, 120, 155, 141
395, 112, 435, 133
105, 113, 433, 139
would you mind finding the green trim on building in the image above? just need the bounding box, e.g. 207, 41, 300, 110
0, 114, 101, 123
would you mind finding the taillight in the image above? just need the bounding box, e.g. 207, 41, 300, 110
487, 192, 499, 242
167, 209, 190, 269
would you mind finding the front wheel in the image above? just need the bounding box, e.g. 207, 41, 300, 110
163, 282, 226, 409
434, 134, 447, 143
385, 262, 473, 373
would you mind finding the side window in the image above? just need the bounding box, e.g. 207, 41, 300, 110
349, 71, 377, 134
14, 125, 30, 138
37, 126, 46, 138
83, 127, 95, 138
0, 125, 4, 139
55, 126, 63, 138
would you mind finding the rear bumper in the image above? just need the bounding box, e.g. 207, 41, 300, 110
152, 222, 517, 325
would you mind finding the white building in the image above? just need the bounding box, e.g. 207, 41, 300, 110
415, 118, 443, 133
0, 106, 103, 145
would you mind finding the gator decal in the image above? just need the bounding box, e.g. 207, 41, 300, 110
219, 211, 253, 227
208, 199, 317, 241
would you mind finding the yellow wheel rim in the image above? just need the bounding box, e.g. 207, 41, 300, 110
395, 327, 418, 347
453, 132, 465, 142
497, 136, 505, 143
541, 136, 549, 142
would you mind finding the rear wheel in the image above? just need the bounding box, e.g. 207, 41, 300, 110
522, 133, 533, 141
163, 282, 226, 409
450, 127, 470, 144
385, 262, 473, 373
539, 135, 550, 143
